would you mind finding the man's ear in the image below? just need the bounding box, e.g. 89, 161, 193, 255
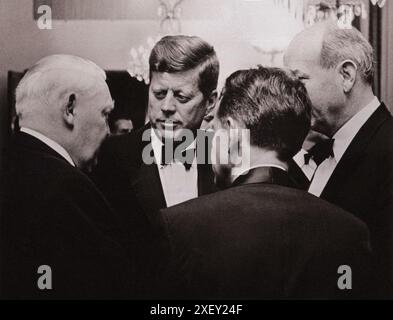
338, 60, 357, 93
227, 116, 243, 150
204, 90, 218, 118
227, 116, 248, 168
63, 94, 76, 128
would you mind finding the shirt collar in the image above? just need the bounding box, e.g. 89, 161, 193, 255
20, 127, 76, 167
332, 97, 380, 162
150, 128, 196, 166
233, 164, 287, 185
293, 149, 309, 167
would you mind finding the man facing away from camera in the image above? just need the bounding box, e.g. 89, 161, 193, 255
0, 55, 134, 299
92, 35, 219, 297
160, 66, 372, 299
284, 21, 393, 297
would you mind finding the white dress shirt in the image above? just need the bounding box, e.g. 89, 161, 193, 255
294, 97, 381, 197
21, 127, 76, 167
293, 149, 318, 181
151, 129, 198, 207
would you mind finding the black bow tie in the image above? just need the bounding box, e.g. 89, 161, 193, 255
161, 144, 195, 171
304, 139, 335, 166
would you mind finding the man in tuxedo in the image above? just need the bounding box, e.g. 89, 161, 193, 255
92, 36, 219, 296
160, 66, 372, 299
284, 21, 393, 297
0, 55, 134, 299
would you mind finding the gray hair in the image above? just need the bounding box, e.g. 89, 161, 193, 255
320, 24, 375, 84
16, 54, 106, 120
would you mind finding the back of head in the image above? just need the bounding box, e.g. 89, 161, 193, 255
319, 22, 375, 85
16, 54, 107, 127
217, 66, 311, 161
149, 35, 220, 97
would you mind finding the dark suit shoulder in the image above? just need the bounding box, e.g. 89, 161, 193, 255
163, 183, 368, 239
371, 110, 393, 149
360, 104, 393, 152
161, 183, 370, 299
1, 138, 134, 299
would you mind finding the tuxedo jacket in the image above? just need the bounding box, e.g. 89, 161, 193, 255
290, 103, 393, 297
161, 167, 372, 299
93, 124, 217, 223
0, 132, 134, 299
92, 124, 217, 297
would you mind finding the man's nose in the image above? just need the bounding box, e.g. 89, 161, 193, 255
161, 92, 176, 113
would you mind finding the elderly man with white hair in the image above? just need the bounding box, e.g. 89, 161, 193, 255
0, 55, 134, 299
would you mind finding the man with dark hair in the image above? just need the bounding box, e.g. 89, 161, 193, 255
285, 21, 393, 297
160, 66, 371, 299
92, 35, 219, 297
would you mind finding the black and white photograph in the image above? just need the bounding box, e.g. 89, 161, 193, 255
0, 0, 393, 308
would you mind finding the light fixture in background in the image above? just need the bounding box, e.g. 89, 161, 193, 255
250, 1, 304, 66
158, 0, 184, 35
128, 0, 387, 82
272, 0, 386, 27
303, 0, 386, 28
253, 0, 386, 63
128, 0, 184, 84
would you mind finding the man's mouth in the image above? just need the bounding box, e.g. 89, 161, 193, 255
158, 120, 181, 130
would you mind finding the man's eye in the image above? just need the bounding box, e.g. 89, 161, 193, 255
176, 95, 191, 103
204, 114, 214, 123
154, 91, 166, 100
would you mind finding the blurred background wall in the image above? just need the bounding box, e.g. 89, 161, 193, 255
0, 0, 392, 156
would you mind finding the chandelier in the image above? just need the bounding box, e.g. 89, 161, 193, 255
274, 0, 386, 27
128, 0, 387, 83
127, 0, 184, 84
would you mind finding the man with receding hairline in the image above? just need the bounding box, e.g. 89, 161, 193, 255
285, 22, 393, 297
0, 54, 134, 299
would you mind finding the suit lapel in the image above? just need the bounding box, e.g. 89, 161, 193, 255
133, 156, 167, 224
126, 124, 167, 223
197, 163, 218, 196
288, 159, 310, 190
321, 104, 391, 200
135, 161, 216, 217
